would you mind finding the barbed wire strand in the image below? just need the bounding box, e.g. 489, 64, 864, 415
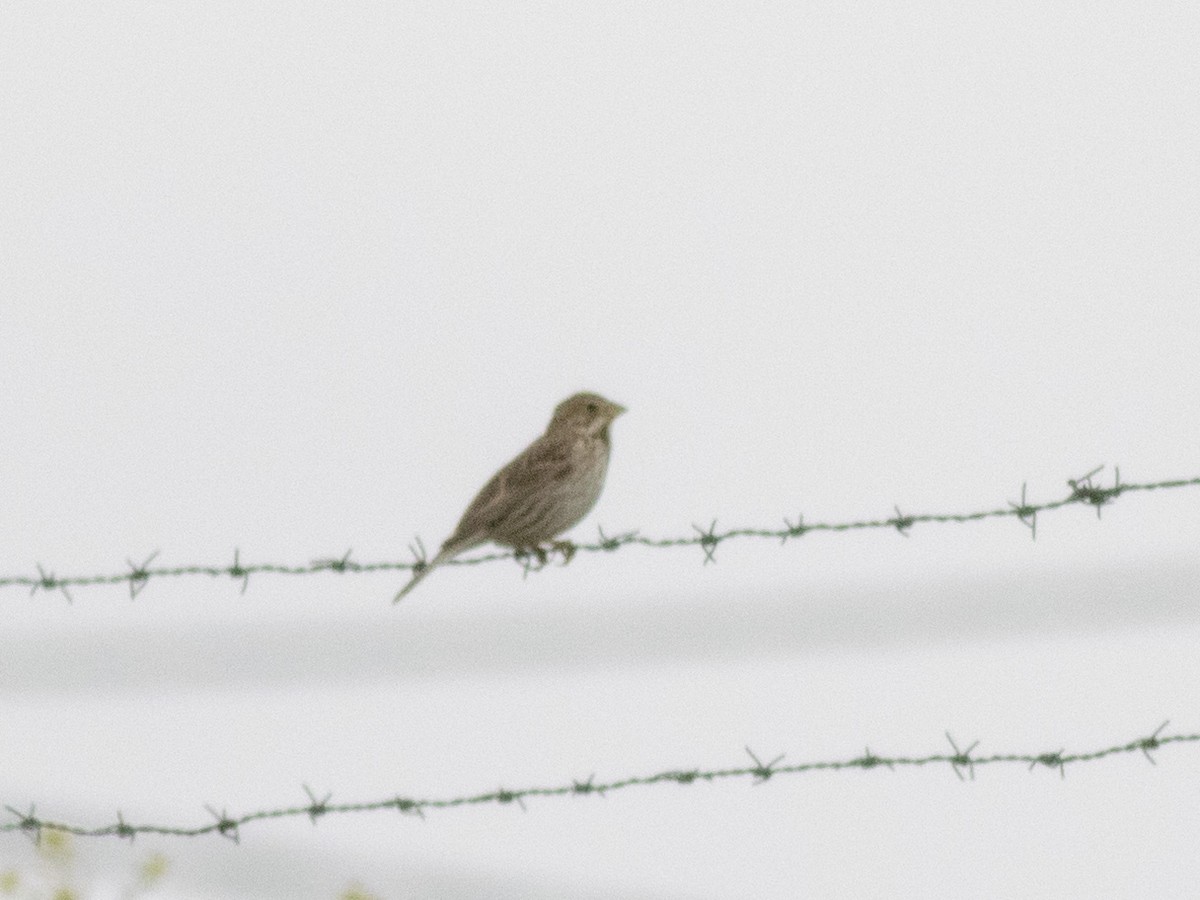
2, 722, 1191, 844
4, 467, 1198, 600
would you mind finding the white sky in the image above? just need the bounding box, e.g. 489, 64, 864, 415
3, 2, 1200, 898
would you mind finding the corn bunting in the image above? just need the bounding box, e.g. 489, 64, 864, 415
393, 392, 626, 602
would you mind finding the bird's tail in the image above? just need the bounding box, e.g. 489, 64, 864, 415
392, 545, 456, 603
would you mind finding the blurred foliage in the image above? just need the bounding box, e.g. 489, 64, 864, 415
137, 854, 169, 890
0, 829, 168, 899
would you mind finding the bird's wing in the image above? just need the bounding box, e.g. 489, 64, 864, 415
443, 435, 574, 549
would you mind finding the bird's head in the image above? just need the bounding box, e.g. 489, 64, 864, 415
548, 392, 626, 438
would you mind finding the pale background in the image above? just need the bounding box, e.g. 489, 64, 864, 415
3, 2, 1200, 898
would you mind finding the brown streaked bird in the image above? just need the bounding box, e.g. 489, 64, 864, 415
393, 392, 626, 602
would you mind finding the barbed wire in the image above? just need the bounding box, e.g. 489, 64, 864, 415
2, 721, 1191, 844
3, 466, 1198, 601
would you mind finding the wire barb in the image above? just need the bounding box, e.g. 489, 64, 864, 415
303, 785, 333, 825
1008, 483, 1038, 540
393, 797, 424, 819
5, 804, 41, 846
125, 550, 161, 599
596, 525, 637, 551
945, 733, 979, 781
228, 548, 250, 595
115, 810, 136, 841
856, 747, 894, 771
780, 514, 807, 544
1139, 720, 1170, 765
1066, 465, 1121, 519
495, 788, 526, 812
744, 747, 786, 783
1029, 750, 1066, 779
312, 549, 356, 574
30, 564, 72, 604
204, 805, 240, 844
572, 774, 603, 797
406, 537, 429, 574
693, 520, 720, 564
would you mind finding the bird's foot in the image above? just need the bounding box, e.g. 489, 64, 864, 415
514, 541, 576, 578
514, 546, 549, 578
550, 540, 577, 564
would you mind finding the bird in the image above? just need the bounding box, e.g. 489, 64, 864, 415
393, 392, 626, 602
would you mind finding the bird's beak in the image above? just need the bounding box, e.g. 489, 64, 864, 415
609, 402, 627, 418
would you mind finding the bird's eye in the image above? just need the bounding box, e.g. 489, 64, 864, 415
586, 402, 598, 413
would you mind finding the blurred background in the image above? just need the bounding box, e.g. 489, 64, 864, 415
2, 2, 1199, 897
